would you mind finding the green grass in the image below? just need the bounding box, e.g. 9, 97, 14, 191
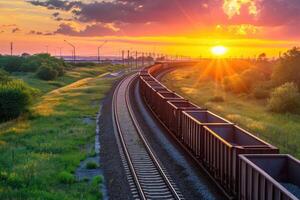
0, 65, 122, 199
162, 67, 300, 159
12, 64, 121, 94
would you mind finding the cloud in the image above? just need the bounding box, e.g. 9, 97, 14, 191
28, 0, 82, 11
54, 23, 119, 36
27, 0, 300, 39
29, 30, 53, 35
29, 0, 210, 24
223, 0, 259, 18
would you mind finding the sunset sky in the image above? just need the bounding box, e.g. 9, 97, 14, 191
0, 0, 300, 57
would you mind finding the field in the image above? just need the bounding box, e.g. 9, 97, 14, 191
0, 64, 122, 199
162, 66, 300, 159
11, 64, 119, 94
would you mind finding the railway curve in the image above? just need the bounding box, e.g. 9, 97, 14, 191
112, 73, 184, 200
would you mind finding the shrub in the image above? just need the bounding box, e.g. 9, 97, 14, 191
90, 176, 103, 199
36, 64, 58, 80
58, 171, 75, 184
0, 56, 24, 72
252, 83, 271, 99
0, 80, 36, 121
7, 173, 23, 188
86, 161, 98, 169
223, 67, 266, 94
0, 69, 11, 83
267, 82, 300, 113
241, 68, 265, 89
210, 95, 224, 102
91, 175, 103, 186
0, 171, 8, 181
51, 62, 65, 76
253, 87, 269, 99
223, 74, 247, 93
20, 59, 40, 72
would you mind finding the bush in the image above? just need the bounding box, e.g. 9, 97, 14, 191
252, 84, 270, 99
86, 161, 98, 169
7, 173, 23, 189
223, 74, 247, 93
91, 175, 103, 186
20, 59, 40, 72
253, 87, 269, 99
267, 82, 300, 113
90, 176, 103, 199
58, 171, 75, 184
36, 64, 58, 80
0, 56, 24, 72
0, 69, 11, 83
0, 80, 36, 121
241, 68, 265, 89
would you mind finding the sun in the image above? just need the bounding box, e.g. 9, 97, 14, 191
211, 45, 228, 56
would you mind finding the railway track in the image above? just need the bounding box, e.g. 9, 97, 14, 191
112, 73, 183, 200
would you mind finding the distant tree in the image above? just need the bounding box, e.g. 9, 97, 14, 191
257, 53, 267, 62
272, 47, 300, 87
36, 63, 58, 81
21, 53, 30, 57
267, 82, 300, 113
0, 56, 24, 72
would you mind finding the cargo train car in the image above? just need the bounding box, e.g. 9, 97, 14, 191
181, 110, 233, 158
203, 124, 278, 195
239, 154, 300, 200
138, 63, 300, 200
165, 100, 204, 138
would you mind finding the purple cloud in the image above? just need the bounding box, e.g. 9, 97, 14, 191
27, 0, 300, 39
54, 23, 119, 36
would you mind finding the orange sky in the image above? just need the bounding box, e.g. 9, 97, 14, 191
0, 0, 299, 57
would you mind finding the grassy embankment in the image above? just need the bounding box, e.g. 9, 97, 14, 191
0, 64, 122, 199
162, 66, 300, 159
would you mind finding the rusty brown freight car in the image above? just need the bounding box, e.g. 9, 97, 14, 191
154, 91, 183, 119
139, 76, 159, 97
141, 80, 169, 106
203, 124, 279, 196
239, 154, 300, 200
181, 110, 232, 158
164, 100, 204, 138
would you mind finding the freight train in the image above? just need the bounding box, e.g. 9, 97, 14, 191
138, 62, 300, 200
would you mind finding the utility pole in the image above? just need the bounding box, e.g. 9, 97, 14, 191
127, 50, 130, 68
10, 42, 13, 56
142, 52, 144, 67
59, 47, 62, 59
98, 41, 107, 64
64, 40, 76, 63
122, 50, 125, 66
135, 51, 138, 69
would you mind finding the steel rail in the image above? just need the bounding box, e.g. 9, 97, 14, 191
125, 75, 182, 200
112, 76, 147, 200
112, 74, 182, 200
